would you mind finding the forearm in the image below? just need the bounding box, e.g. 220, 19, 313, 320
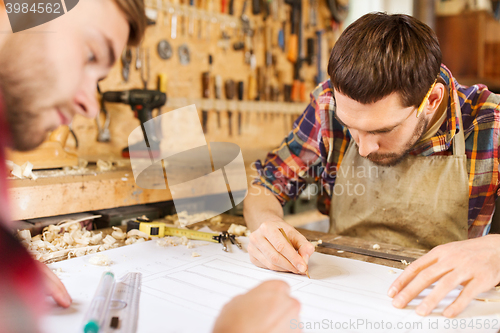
243, 184, 285, 231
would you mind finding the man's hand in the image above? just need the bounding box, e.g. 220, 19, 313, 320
36, 262, 72, 308
388, 235, 500, 317
248, 220, 315, 274
213, 280, 301, 333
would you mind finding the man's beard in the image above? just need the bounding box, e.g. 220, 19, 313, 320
0, 36, 56, 151
365, 115, 428, 167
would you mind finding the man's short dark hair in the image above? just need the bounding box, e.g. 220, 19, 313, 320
328, 12, 442, 108
114, 0, 147, 46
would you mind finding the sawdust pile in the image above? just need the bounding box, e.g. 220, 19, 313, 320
164, 211, 222, 228
156, 236, 195, 249
17, 216, 150, 263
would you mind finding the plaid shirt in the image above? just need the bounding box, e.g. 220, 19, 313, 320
255, 65, 500, 238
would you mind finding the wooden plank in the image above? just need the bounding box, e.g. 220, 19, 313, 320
9, 167, 173, 220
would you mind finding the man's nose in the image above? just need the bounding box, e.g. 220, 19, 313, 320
72, 78, 99, 119
357, 132, 379, 157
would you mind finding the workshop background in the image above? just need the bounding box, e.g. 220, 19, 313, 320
7, 0, 500, 233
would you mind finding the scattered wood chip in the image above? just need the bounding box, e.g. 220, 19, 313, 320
372, 244, 381, 250
388, 269, 397, 274
52, 268, 63, 276
227, 224, 250, 236
401, 260, 410, 266
89, 254, 111, 266
7, 160, 38, 180
191, 252, 201, 257
96, 159, 113, 171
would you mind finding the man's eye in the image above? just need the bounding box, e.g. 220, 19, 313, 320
88, 52, 97, 63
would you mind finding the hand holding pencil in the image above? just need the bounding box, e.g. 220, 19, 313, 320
247, 220, 315, 276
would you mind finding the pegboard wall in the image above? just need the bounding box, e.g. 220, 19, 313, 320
70, 0, 342, 168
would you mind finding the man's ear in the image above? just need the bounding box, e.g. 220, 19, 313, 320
425, 82, 445, 116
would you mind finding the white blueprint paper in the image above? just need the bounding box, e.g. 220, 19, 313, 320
42, 238, 500, 333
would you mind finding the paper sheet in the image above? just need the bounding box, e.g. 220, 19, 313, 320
42, 238, 500, 333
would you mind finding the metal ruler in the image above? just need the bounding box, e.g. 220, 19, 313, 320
104, 272, 142, 333
83, 272, 142, 333
317, 242, 417, 264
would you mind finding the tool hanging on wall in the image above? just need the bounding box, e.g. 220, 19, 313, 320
315, 30, 324, 85
201, 71, 210, 133
135, 46, 142, 70
157, 39, 173, 60
141, 48, 150, 89
225, 79, 235, 136
327, 0, 349, 23
97, 95, 112, 142
215, 75, 222, 128
100, 89, 167, 158
171, 0, 178, 39
252, 0, 260, 15
285, 0, 300, 63
178, 44, 191, 65
121, 48, 132, 82
237, 81, 244, 135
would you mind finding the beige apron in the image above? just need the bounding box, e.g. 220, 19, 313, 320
329, 107, 469, 250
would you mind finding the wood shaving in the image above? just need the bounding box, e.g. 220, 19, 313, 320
111, 227, 126, 240
388, 269, 397, 274
88, 254, 111, 266
126, 229, 150, 239
372, 244, 381, 250
17, 215, 150, 263
191, 252, 201, 257
52, 268, 63, 276
96, 159, 113, 171
6, 160, 38, 180
227, 224, 250, 236
401, 260, 410, 266
156, 236, 195, 249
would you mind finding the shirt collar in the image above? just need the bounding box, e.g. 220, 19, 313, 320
410, 64, 461, 156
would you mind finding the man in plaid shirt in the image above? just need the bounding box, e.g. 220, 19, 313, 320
245, 13, 500, 318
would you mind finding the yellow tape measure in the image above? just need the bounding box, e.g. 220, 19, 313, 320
135, 221, 220, 243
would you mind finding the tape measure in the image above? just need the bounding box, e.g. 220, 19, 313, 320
127, 219, 220, 242
126, 217, 243, 252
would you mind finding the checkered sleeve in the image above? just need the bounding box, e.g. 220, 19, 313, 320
253, 89, 324, 205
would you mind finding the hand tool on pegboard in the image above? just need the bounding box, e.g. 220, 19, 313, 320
215, 75, 222, 128
225, 79, 235, 136
121, 48, 132, 82
237, 81, 244, 135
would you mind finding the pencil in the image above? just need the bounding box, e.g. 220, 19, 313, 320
278, 228, 310, 279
